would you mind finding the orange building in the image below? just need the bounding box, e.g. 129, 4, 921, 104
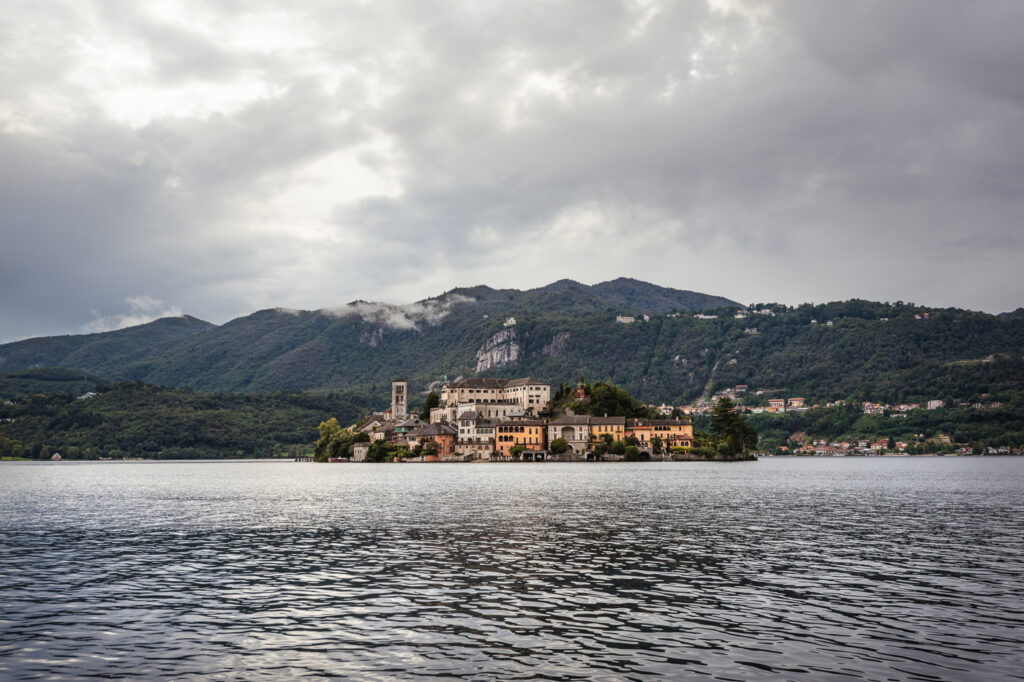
408, 423, 458, 460
626, 418, 694, 449
495, 420, 547, 459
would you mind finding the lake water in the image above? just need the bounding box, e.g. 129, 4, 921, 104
1, 457, 1023, 680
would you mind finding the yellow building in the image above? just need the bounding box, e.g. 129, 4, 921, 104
590, 416, 626, 444
495, 420, 547, 459
626, 418, 694, 449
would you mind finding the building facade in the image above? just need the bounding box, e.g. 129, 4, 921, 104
455, 411, 497, 459
547, 415, 591, 455
440, 377, 550, 415
495, 420, 547, 459
591, 416, 626, 443
625, 418, 695, 449
408, 423, 457, 460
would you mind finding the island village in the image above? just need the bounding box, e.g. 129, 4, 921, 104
345, 377, 695, 462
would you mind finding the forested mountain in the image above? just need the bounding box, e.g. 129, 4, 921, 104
1, 279, 1021, 408
0, 383, 364, 459
0, 315, 213, 370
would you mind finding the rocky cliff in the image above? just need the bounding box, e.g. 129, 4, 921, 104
475, 327, 520, 372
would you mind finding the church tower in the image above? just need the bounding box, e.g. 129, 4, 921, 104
391, 378, 408, 419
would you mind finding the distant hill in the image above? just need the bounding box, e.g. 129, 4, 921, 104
0, 382, 364, 459
590, 278, 739, 313
1, 281, 1022, 407
0, 315, 214, 375
0, 367, 106, 399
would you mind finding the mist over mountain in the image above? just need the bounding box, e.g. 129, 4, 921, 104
1, 278, 1021, 407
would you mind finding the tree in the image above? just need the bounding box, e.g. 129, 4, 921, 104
420, 391, 441, 420
550, 438, 570, 454
624, 445, 640, 461
315, 418, 358, 461
367, 439, 393, 462
709, 397, 758, 456
510, 445, 525, 458
650, 435, 664, 455
315, 418, 341, 461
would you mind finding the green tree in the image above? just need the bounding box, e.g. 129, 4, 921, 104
420, 391, 441, 420
315, 418, 342, 461
367, 439, 394, 462
624, 445, 640, 461
550, 437, 570, 454
709, 397, 758, 456
315, 418, 359, 461
650, 435, 664, 455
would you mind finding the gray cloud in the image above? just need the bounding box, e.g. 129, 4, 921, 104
1, 0, 1022, 342
321, 293, 475, 330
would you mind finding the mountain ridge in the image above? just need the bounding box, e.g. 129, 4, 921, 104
0, 280, 1021, 406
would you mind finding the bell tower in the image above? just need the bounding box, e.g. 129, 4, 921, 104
391, 378, 407, 419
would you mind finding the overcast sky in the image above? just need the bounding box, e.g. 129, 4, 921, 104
1, 1, 1022, 342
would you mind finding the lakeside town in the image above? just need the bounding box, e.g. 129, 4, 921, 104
324, 375, 1019, 462
341, 377, 698, 462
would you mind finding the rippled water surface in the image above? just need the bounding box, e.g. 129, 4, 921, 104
2, 458, 1023, 680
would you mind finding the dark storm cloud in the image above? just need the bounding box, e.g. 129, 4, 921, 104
1, 0, 1022, 342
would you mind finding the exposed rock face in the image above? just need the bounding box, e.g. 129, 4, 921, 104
543, 332, 570, 357
475, 327, 520, 372
360, 326, 385, 347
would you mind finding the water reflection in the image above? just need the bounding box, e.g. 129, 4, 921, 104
1, 459, 1023, 680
